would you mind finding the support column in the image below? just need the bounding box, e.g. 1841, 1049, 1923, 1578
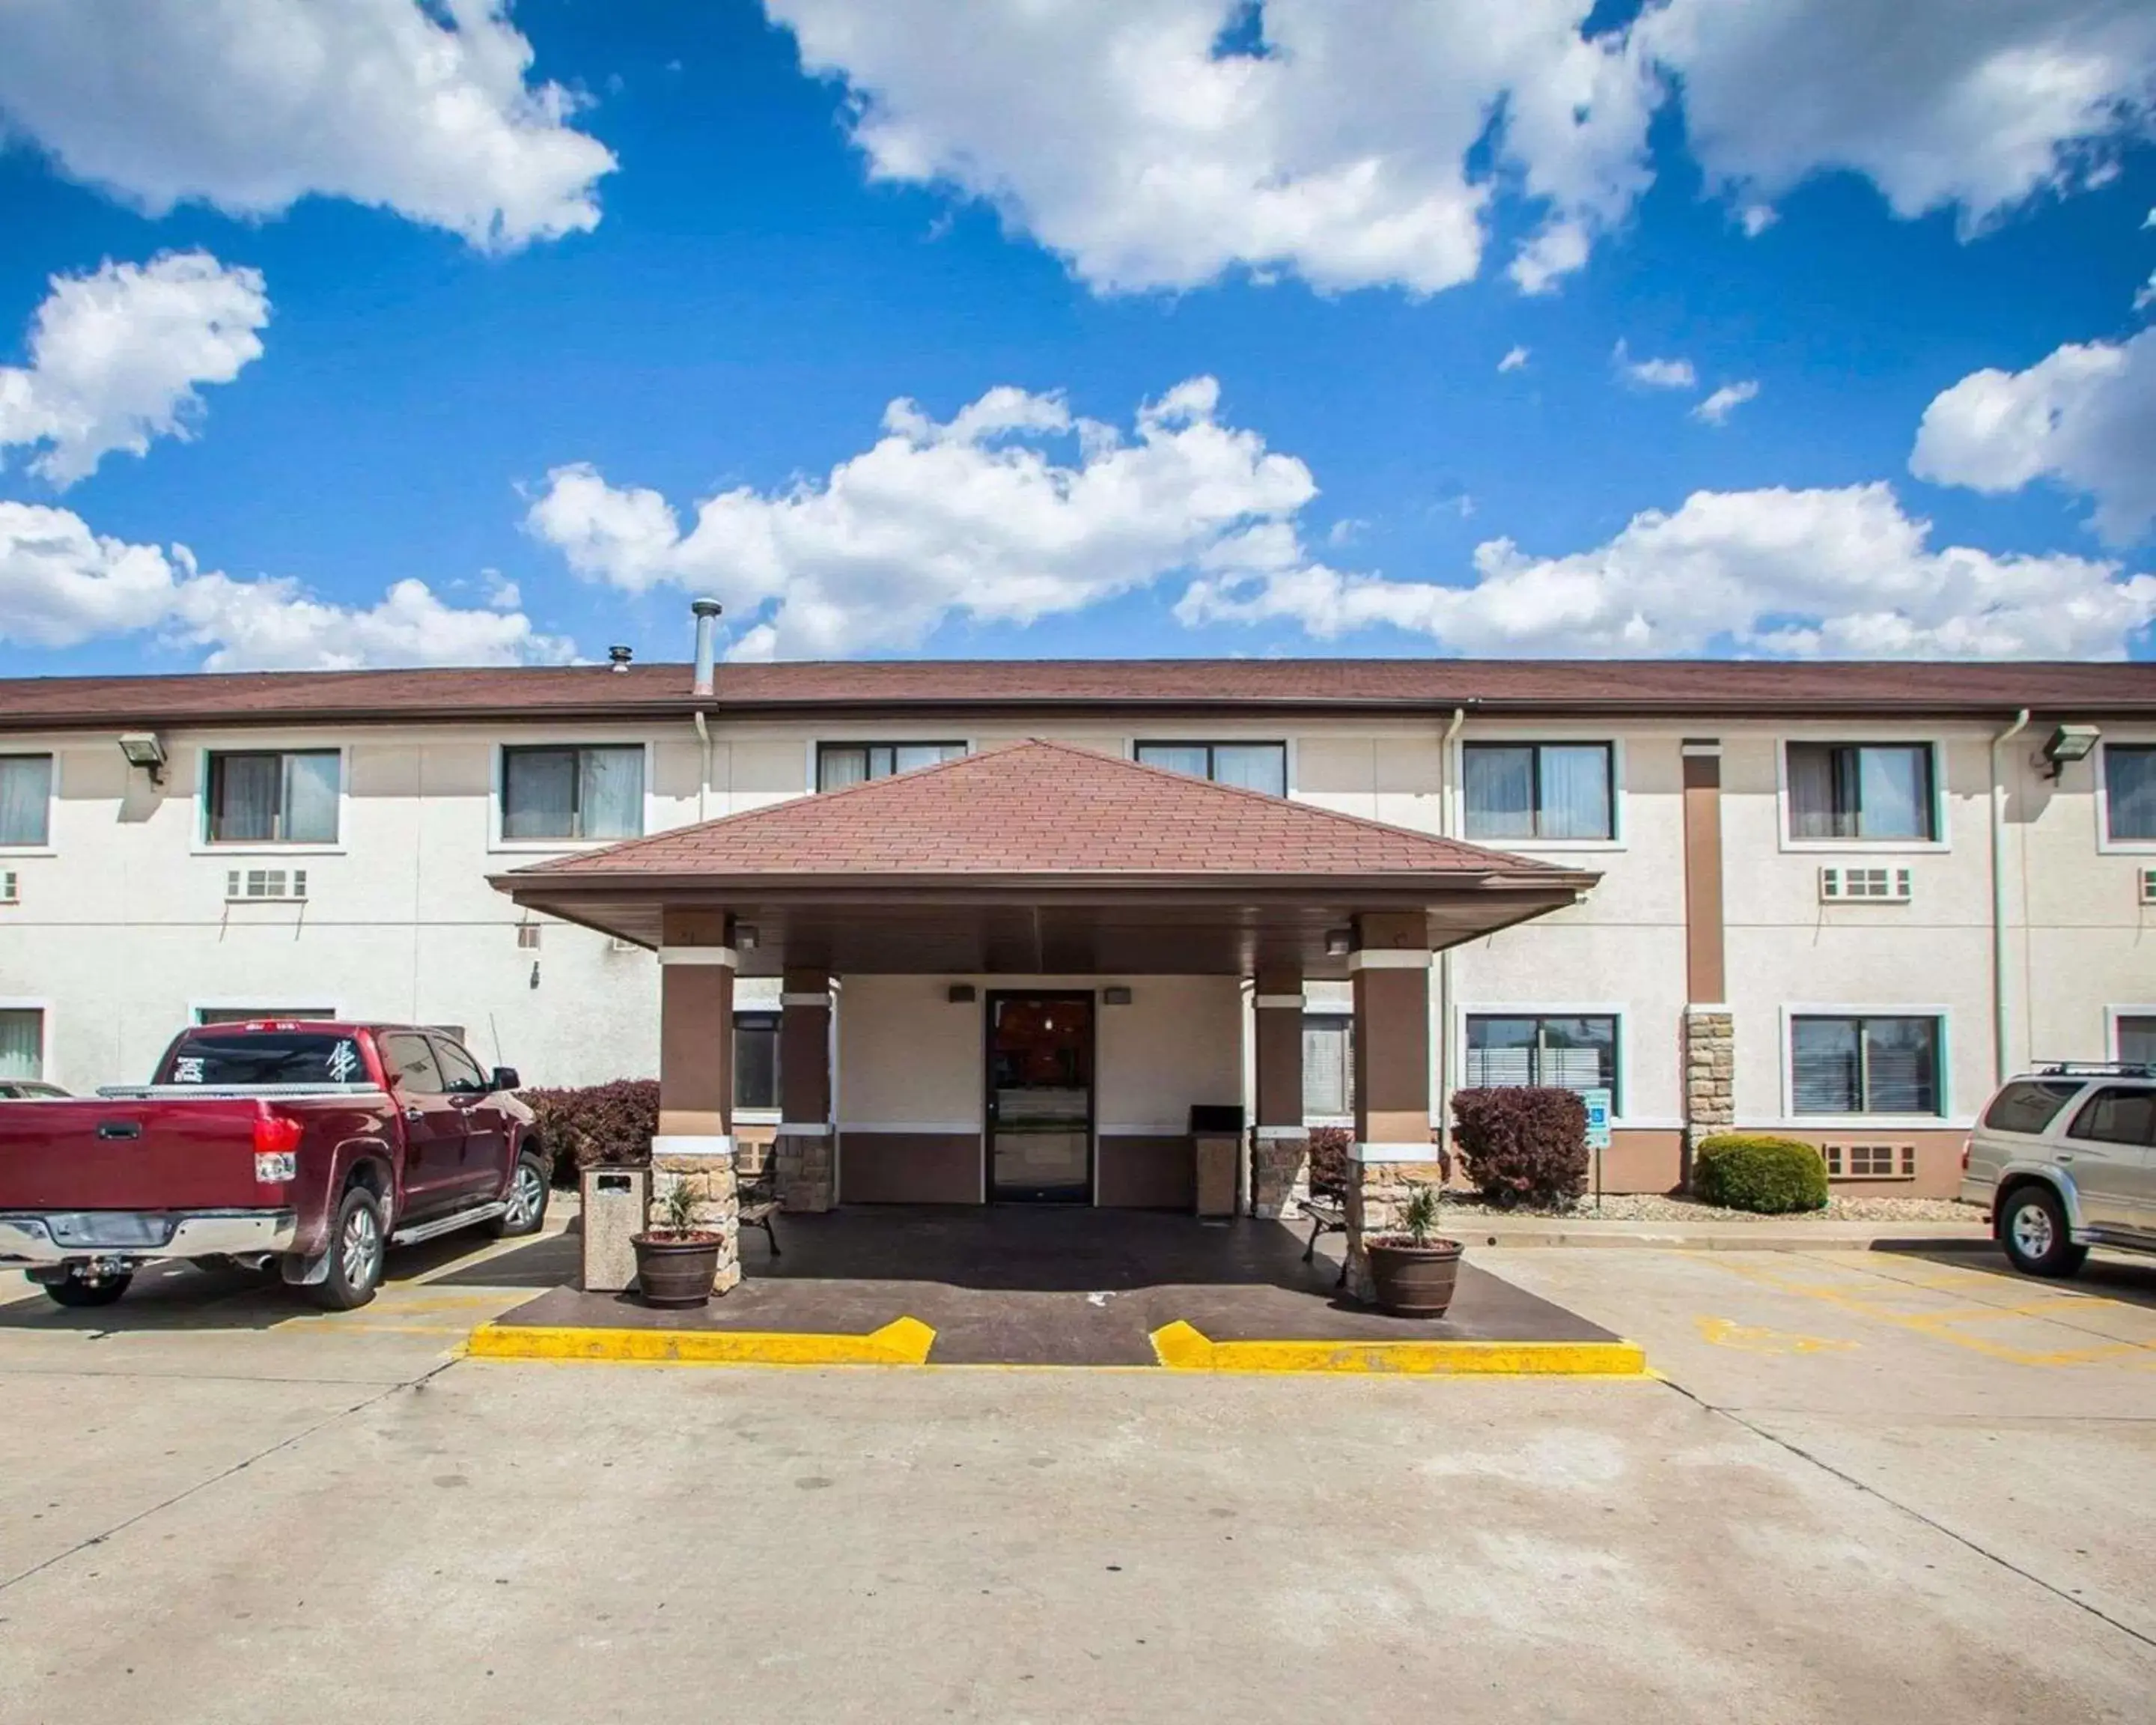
775, 967, 835, 1212
653, 908, 740, 1293
1681, 741, 1732, 1184
1346, 912, 1438, 1303
1250, 965, 1306, 1218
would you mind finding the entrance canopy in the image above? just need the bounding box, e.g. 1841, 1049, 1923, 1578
489, 740, 1596, 976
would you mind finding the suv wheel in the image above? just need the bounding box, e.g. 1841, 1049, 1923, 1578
1998, 1184, 2087, 1279
308, 1185, 386, 1310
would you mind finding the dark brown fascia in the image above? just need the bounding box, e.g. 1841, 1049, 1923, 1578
487, 866, 1600, 904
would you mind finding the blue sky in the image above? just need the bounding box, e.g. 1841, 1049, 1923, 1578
1, 0, 2152, 675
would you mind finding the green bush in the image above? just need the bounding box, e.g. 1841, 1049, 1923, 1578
1692, 1134, 1829, 1214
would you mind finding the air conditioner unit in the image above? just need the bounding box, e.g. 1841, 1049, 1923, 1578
0, 869, 16, 904
1820, 865, 1911, 904
226, 868, 308, 901
1821, 1142, 1916, 1179
2140, 867, 2156, 907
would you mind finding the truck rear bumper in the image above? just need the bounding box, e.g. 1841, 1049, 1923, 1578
0, 1209, 299, 1265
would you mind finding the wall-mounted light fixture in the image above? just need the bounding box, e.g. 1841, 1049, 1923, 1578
946, 983, 977, 1003
1324, 928, 1352, 957
2039, 722, 2098, 779
1103, 986, 1133, 1006
736, 925, 761, 950
117, 731, 167, 786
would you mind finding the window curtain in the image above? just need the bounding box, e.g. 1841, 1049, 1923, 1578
1786, 744, 1843, 840
503, 750, 576, 840
1464, 1017, 1535, 1087
1136, 744, 1209, 781
281, 752, 340, 843
1858, 746, 1930, 840
1538, 746, 1612, 839
578, 747, 644, 839
0, 755, 52, 846
1464, 747, 1535, 839
2108, 747, 2156, 842
0, 1008, 43, 1080
1863, 1017, 1937, 1113
212, 754, 280, 842
1211, 744, 1288, 797
1791, 1017, 1860, 1113
1301, 1017, 1351, 1117
892, 743, 963, 774
2119, 1016, 2156, 1067
818, 747, 869, 791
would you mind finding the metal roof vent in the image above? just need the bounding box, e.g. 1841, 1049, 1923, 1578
607, 645, 633, 672
692, 598, 722, 696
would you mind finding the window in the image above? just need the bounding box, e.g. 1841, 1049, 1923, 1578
377, 1032, 444, 1094
1302, 1014, 1353, 1119
1133, 742, 1288, 797
1462, 743, 1614, 841
2067, 1087, 2156, 1148
162, 1029, 365, 1086
195, 1008, 335, 1026
1982, 1079, 2083, 1136
430, 1036, 491, 1095
1464, 1014, 1618, 1110
502, 746, 645, 841
1791, 1014, 1940, 1116
734, 1011, 781, 1111
2117, 1015, 2156, 1068
816, 742, 965, 791
0, 1007, 43, 1080
0, 755, 52, 847
1786, 743, 1936, 842
205, 750, 340, 845
2104, 745, 2156, 843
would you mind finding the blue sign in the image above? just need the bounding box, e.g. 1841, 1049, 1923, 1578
1582, 1087, 1613, 1151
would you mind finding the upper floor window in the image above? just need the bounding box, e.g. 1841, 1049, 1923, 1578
207, 749, 340, 845
502, 745, 644, 842
1464, 1013, 1619, 1110
0, 754, 52, 847
1133, 741, 1287, 797
1463, 743, 1614, 842
1786, 743, 1935, 842
817, 742, 965, 791
2102, 744, 2156, 843
1791, 1014, 1940, 1116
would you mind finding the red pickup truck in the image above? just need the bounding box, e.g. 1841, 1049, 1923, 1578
0, 1021, 549, 1311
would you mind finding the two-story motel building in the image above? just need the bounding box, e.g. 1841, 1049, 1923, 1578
2, 636, 2152, 1217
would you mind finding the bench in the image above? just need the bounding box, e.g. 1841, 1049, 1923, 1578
737, 1157, 781, 1258
1297, 1135, 1352, 1287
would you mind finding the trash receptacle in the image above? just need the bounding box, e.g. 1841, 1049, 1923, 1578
580, 1165, 649, 1292
1189, 1104, 1243, 1219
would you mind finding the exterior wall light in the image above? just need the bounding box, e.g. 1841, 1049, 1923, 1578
736, 925, 760, 950
2040, 723, 2099, 779
117, 731, 167, 785
946, 984, 977, 1003
1103, 986, 1133, 1006
1324, 928, 1352, 957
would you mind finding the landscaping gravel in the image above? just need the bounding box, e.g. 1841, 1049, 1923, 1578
1436, 1193, 1982, 1224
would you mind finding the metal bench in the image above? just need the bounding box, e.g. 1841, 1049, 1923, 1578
1297, 1134, 1353, 1287
737, 1155, 781, 1258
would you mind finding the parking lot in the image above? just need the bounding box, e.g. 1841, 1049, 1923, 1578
3, 1229, 2153, 1724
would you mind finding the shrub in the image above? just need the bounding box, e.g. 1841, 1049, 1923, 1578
519, 1080, 659, 1187
1450, 1087, 1589, 1208
1692, 1134, 1829, 1214
1306, 1125, 1354, 1192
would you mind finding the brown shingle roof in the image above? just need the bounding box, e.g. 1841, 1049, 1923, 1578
4, 656, 2153, 731
511, 739, 1544, 880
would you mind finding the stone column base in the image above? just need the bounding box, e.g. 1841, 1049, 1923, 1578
1249, 1132, 1309, 1219
1343, 1157, 1445, 1305
1682, 1006, 1735, 1185
775, 1129, 835, 1214
651, 1146, 740, 1294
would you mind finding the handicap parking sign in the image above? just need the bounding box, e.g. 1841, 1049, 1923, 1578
1581, 1087, 1613, 1151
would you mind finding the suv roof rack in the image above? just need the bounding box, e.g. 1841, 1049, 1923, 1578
2031, 1060, 2156, 1078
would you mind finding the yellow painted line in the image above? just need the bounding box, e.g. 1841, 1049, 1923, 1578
1148, 1320, 1647, 1376
463, 1314, 936, 1368
1696, 1315, 1857, 1355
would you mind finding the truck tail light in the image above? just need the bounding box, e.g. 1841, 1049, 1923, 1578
254, 1113, 302, 1184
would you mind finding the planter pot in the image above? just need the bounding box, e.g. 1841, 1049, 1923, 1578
1364, 1238, 1464, 1318
631, 1231, 725, 1308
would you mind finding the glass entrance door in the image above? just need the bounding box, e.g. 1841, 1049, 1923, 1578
986, 992, 1094, 1203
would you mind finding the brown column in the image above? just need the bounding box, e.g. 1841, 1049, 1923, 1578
1681, 742, 1733, 1185
652, 907, 740, 1292
1250, 964, 1306, 1218
776, 967, 835, 1213
1346, 912, 1440, 1301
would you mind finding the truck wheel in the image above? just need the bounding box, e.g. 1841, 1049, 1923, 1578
1999, 1185, 2086, 1279
490, 1151, 549, 1239
308, 1186, 386, 1310
45, 1271, 133, 1309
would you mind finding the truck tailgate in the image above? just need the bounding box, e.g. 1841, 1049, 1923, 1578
0, 1098, 278, 1210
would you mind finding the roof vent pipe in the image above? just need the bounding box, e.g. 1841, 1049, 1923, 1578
691, 598, 722, 697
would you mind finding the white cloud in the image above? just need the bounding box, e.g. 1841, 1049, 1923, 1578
1613, 340, 1697, 390
1497, 344, 1531, 373
0, 252, 268, 487
1639, 0, 2156, 234
0, 0, 614, 251
1910, 327, 2156, 543
767, 0, 1657, 296
1738, 204, 1779, 237
1693, 380, 1761, 425
525, 375, 1322, 656
0, 501, 576, 670
1175, 482, 2156, 660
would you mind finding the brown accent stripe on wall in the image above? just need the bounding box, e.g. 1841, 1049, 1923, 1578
838, 1133, 981, 1204
1681, 743, 1726, 1005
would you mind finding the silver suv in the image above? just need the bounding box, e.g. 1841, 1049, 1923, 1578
1963, 1064, 2156, 1277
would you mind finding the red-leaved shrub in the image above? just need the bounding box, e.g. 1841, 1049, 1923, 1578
1306, 1125, 1354, 1193
519, 1080, 659, 1187
1450, 1087, 1589, 1208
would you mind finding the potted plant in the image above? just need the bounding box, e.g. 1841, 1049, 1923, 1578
632, 1174, 725, 1308
1364, 1183, 1464, 1318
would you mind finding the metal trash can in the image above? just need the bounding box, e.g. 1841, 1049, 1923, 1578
580, 1165, 649, 1292
1189, 1104, 1244, 1219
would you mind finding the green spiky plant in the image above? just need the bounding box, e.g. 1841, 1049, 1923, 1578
1401, 1181, 1443, 1247
655, 1174, 701, 1238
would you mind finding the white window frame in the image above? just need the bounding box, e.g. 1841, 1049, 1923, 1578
0, 997, 52, 1086
192, 743, 350, 857
1452, 1001, 1637, 1123
1777, 1003, 1955, 1127
0, 749, 59, 856
1451, 731, 1627, 853
2104, 1005, 2156, 1063
2094, 738, 2156, 854
1776, 737, 1951, 855
490, 738, 660, 854
188, 999, 346, 1026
